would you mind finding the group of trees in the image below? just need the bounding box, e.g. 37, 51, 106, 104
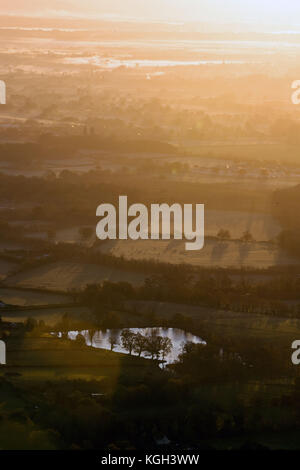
109, 329, 173, 362
73, 328, 173, 363
216, 229, 254, 242
70, 326, 174, 363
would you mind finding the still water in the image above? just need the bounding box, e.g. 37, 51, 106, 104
67, 328, 206, 364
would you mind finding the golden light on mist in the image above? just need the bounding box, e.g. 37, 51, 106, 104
1, 0, 300, 30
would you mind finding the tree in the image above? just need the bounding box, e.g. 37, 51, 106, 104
74, 333, 86, 348
180, 341, 198, 357
217, 229, 231, 240
25, 317, 38, 332
120, 329, 135, 355
160, 337, 173, 362
108, 331, 119, 351
145, 330, 161, 360
60, 313, 70, 336
87, 328, 97, 347
241, 230, 254, 243
133, 332, 147, 357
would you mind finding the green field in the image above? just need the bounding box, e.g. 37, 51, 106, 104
0, 287, 71, 306
1, 336, 153, 384
2, 305, 90, 325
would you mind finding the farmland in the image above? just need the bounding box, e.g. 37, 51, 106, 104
0, 287, 71, 306
126, 300, 300, 343
0, 259, 18, 281
2, 305, 89, 325
5, 261, 145, 291
97, 238, 295, 269
1, 11, 300, 452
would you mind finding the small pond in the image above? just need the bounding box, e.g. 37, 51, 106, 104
66, 328, 206, 365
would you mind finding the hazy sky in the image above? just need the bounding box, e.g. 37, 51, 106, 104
1, 0, 300, 28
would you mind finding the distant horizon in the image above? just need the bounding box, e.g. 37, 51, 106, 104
0, 12, 300, 35
0, 0, 300, 32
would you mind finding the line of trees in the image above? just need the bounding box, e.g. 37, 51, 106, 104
109, 329, 173, 362
78, 277, 300, 322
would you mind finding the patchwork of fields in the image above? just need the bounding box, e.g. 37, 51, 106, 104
97, 238, 297, 269
5, 261, 145, 291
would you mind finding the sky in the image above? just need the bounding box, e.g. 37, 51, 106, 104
1, 0, 300, 29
